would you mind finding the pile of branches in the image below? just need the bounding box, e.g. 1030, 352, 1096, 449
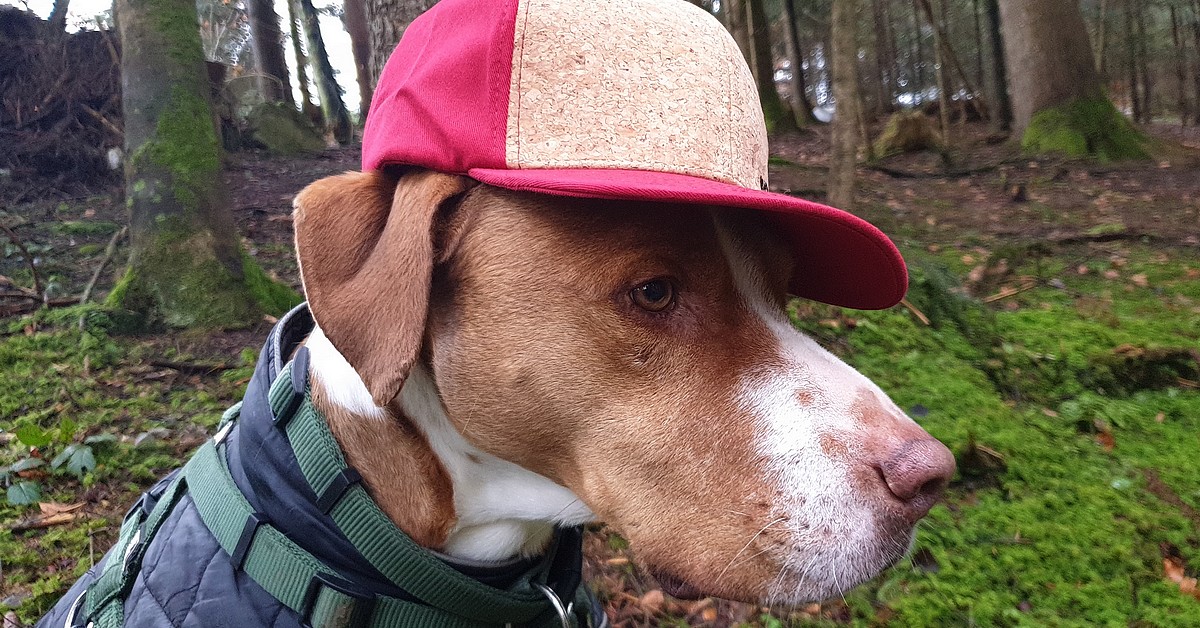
0, 8, 121, 196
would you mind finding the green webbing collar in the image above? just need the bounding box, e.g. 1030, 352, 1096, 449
182, 348, 586, 628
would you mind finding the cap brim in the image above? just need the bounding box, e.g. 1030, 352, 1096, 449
467, 167, 907, 310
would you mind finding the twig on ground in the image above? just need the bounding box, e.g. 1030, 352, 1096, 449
899, 298, 931, 325
983, 280, 1038, 303
0, 223, 43, 297
147, 359, 235, 375
80, 225, 127, 304
79, 103, 122, 138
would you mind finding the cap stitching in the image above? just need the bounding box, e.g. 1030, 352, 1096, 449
510, 0, 532, 169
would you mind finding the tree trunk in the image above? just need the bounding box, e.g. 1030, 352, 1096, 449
828, 0, 860, 210
999, 0, 1147, 159
1193, 1, 1200, 125
1124, 0, 1142, 122
1094, 0, 1110, 75
1134, 0, 1152, 123
923, 0, 952, 141
725, 0, 755, 77
911, 0, 927, 102
343, 0, 374, 116
747, 0, 798, 133
873, 0, 891, 113
983, 0, 1011, 132
296, 0, 352, 143
1171, 5, 1190, 125
365, 0, 437, 87
245, 0, 293, 105
48, 0, 70, 33
112, 0, 294, 328
782, 0, 819, 124
288, 0, 320, 123
917, 0, 983, 111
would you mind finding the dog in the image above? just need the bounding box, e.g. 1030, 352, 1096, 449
40, 0, 954, 625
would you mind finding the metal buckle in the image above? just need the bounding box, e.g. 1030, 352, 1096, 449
533, 582, 575, 628
121, 525, 144, 575
212, 420, 235, 445
300, 572, 376, 628
63, 590, 87, 628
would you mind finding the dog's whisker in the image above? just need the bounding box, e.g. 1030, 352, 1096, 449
712, 516, 788, 588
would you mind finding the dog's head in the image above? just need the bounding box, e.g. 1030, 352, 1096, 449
292, 169, 954, 605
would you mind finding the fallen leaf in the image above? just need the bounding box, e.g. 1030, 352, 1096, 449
1165, 557, 1186, 584
1130, 274, 1149, 288
639, 589, 665, 614
1103, 270, 1121, 280
1097, 432, 1116, 452
38, 502, 84, 516
1156, 412, 1166, 424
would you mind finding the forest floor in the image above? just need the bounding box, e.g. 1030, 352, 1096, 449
2, 122, 1200, 626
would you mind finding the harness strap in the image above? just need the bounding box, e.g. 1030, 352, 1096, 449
78, 471, 187, 628
185, 438, 532, 628
265, 352, 574, 625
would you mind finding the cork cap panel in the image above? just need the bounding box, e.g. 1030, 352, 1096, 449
505, 0, 769, 189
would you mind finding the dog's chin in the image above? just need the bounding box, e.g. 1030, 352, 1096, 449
647, 526, 916, 606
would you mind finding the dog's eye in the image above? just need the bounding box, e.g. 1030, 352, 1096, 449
631, 279, 675, 312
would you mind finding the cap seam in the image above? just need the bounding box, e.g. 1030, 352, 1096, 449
509, 0, 532, 169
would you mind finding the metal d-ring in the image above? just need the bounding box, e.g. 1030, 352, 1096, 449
533, 582, 575, 628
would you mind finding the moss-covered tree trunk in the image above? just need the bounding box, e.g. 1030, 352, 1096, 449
112, 0, 297, 328
998, 0, 1148, 159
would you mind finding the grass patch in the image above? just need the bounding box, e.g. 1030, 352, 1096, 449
0, 306, 251, 622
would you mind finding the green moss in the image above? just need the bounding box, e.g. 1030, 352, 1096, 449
246, 102, 325, 156
136, 85, 221, 213
51, 221, 120, 237
107, 220, 260, 329
1022, 97, 1150, 161
241, 253, 302, 316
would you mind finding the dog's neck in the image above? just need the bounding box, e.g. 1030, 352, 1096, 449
304, 326, 595, 563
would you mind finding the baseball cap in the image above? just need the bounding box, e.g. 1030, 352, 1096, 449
362, 0, 907, 309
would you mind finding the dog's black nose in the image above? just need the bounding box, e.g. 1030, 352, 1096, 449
878, 439, 956, 519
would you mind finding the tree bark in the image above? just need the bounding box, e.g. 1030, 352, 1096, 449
1094, 0, 1110, 75
725, 0, 755, 77
288, 0, 320, 123
1193, 1, 1200, 125
245, 0, 293, 105
113, 0, 287, 328
1171, 5, 1190, 125
343, 0, 374, 115
296, 0, 352, 143
48, 0, 70, 33
782, 0, 818, 124
365, 0, 437, 87
983, 0, 1011, 132
1134, 0, 1152, 123
1124, 0, 1142, 122
911, 0, 927, 101
828, 0, 860, 211
999, 0, 1147, 158
747, 0, 798, 133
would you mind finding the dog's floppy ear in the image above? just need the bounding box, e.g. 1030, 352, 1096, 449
293, 169, 474, 406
